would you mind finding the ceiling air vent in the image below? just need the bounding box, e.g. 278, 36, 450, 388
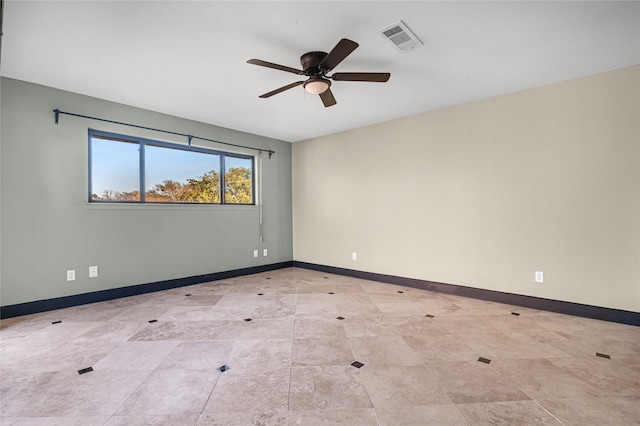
378, 20, 423, 53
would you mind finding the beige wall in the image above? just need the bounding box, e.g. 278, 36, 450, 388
293, 66, 640, 312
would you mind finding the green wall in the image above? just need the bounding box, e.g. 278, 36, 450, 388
0, 77, 293, 307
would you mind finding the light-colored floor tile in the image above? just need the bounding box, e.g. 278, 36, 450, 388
289, 365, 372, 411
11, 416, 109, 425
342, 317, 400, 337
72, 321, 143, 343
1, 370, 152, 417
100, 294, 160, 309
157, 340, 235, 370
456, 400, 561, 424
128, 320, 244, 341
17, 322, 103, 345
227, 339, 292, 373
375, 404, 469, 426
411, 300, 465, 316
289, 408, 379, 425
360, 364, 453, 408
202, 369, 289, 415
1, 340, 67, 369
21, 341, 118, 372
108, 306, 173, 323
27, 304, 127, 323
295, 295, 340, 317
238, 317, 294, 340
115, 369, 218, 416
196, 411, 290, 425
335, 294, 383, 318
491, 358, 601, 400
403, 332, 479, 362
367, 293, 415, 304
376, 302, 425, 316
293, 318, 347, 339
157, 306, 220, 322
436, 315, 502, 337
93, 341, 178, 371
252, 295, 297, 319
292, 337, 354, 366
305, 284, 365, 294
349, 335, 422, 365
0, 321, 59, 341
104, 414, 200, 425
449, 329, 561, 360
537, 396, 640, 426
547, 356, 640, 397
147, 294, 223, 307
429, 361, 531, 404
386, 316, 441, 336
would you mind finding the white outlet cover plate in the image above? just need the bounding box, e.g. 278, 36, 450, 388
89, 266, 98, 278
253, 250, 259, 258
263, 249, 268, 257
67, 270, 75, 281
535, 271, 544, 283
352, 252, 357, 260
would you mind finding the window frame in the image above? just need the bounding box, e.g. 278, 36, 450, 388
88, 129, 255, 205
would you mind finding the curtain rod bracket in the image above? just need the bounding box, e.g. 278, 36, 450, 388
269, 150, 274, 159
187, 135, 193, 146
53, 109, 59, 124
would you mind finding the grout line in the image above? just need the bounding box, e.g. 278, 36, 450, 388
199, 367, 224, 416
371, 407, 384, 426
533, 399, 565, 425
107, 368, 155, 420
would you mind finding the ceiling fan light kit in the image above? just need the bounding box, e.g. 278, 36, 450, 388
247, 38, 391, 107
303, 76, 330, 95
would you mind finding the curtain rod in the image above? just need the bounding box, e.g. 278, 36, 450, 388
53, 109, 275, 158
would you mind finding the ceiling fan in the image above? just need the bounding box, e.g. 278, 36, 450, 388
247, 38, 390, 107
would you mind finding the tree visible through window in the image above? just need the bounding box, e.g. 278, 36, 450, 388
89, 131, 254, 204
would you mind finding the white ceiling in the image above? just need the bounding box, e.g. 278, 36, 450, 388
2, 1, 639, 142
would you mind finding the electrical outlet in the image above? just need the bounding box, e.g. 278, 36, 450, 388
352, 252, 357, 260
263, 249, 268, 257
253, 250, 258, 258
67, 270, 75, 281
535, 271, 544, 283
89, 265, 98, 278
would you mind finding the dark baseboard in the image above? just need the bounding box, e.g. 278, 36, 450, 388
0, 261, 293, 319
293, 261, 640, 327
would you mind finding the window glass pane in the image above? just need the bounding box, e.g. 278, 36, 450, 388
145, 145, 221, 203
224, 156, 253, 204
89, 131, 254, 205
90, 136, 140, 201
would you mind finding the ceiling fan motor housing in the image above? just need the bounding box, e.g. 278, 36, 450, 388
300, 51, 328, 75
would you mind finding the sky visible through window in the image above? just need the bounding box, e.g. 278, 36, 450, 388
91, 137, 251, 197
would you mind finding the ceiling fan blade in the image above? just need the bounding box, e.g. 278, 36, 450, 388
259, 81, 304, 98
319, 39, 359, 72
247, 59, 304, 75
319, 88, 337, 107
331, 72, 391, 82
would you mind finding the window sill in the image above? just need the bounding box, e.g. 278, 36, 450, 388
83, 202, 259, 211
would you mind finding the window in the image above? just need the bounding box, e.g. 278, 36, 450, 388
89, 130, 254, 204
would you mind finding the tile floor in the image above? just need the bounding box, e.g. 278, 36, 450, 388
1, 267, 639, 425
